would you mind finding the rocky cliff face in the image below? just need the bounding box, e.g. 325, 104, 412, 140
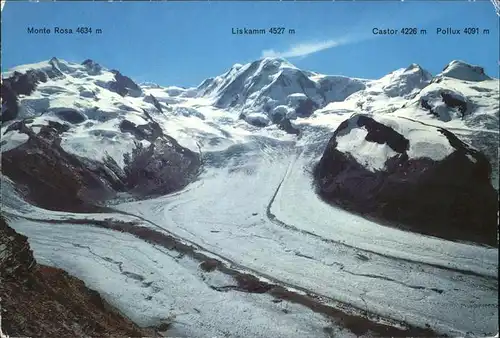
1, 121, 121, 212
1, 112, 200, 213
0, 216, 154, 337
314, 114, 498, 246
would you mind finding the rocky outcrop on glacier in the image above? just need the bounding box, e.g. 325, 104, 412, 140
314, 114, 498, 246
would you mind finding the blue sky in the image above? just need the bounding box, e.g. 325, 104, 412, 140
2, 1, 498, 87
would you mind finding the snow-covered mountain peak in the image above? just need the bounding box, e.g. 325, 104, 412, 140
81, 59, 104, 75
259, 56, 297, 69
376, 63, 433, 98
195, 57, 307, 109
194, 56, 367, 125
384, 63, 432, 79
0, 58, 153, 165
2, 58, 105, 81
200, 57, 297, 91
230, 63, 244, 72
48, 56, 70, 72
404, 63, 425, 72
438, 60, 491, 82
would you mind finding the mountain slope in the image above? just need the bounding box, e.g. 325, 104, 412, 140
197, 57, 368, 124
1, 58, 201, 212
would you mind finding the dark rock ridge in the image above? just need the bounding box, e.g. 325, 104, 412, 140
243, 114, 269, 128
420, 98, 434, 112
295, 97, 318, 118
109, 69, 142, 97
147, 93, 165, 113
123, 110, 201, 196
1, 57, 66, 123
119, 119, 161, 141
123, 136, 200, 196
0, 216, 153, 337
55, 109, 87, 124
1, 70, 46, 123
270, 112, 300, 135
314, 114, 498, 246
82, 59, 103, 75
1, 80, 20, 122
420, 89, 470, 120
1, 121, 121, 212
1, 114, 201, 212
440, 92, 468, 116
278, 118, 300, 135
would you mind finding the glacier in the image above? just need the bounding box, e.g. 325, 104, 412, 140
1, 56, 498, 337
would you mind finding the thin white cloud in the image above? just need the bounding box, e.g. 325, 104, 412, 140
261, 37, 354, 59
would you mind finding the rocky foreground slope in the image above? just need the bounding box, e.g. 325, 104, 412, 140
0, 216, 155, 337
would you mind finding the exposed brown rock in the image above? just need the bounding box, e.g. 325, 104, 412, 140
1, 115, 200, 213
0, 216, 154, 338
199, 259, 220, 272
1, 122, 120, 213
